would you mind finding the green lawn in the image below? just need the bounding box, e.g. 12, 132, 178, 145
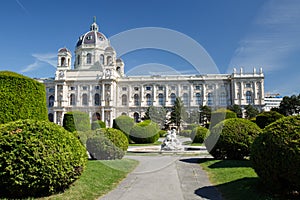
200, 159, 282, 200
39, 158, 138, 200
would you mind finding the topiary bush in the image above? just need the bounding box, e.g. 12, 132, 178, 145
185, 123, 199, 131
113, 115, 135, 137
191, 126, 208, 143
0, 71, 47, 124
205, 118, 261, 160
91, 120, 106, 130
80, 128, 128, 160
210, 109, 237, 128
158, 130, 167, 137
98, 128, 129, 152
0, 119, 87, 198
63, 111, 91, 132
255, 111, 284, 129
86, 136, 125, 160
251, 116, 300, 193
130, 120, 160, 144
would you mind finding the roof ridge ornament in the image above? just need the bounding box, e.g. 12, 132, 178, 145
90, 16, 99, 31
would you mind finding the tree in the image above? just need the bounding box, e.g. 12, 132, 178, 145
255, 111, 284, 129
199, 105, 212, 126
278, 94, 300, 116
169, 97, 186, 130
244, 104, 259, 119
143, 106, 167, 129
228, 104, 243, 118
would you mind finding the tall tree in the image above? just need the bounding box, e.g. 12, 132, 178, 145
278, 95, 300, 116
228, 104, 243, 118
244, 104, 259, 119
169, 97, 186, 130
199, 105, 212, 126
143, 106, 167, 129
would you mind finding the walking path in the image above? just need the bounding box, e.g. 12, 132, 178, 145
99, 155, 223, 200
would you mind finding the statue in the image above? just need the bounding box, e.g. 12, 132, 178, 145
161, 129, 183, 151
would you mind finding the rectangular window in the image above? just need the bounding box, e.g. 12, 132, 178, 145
70, 86, 76, 91
146, 86, 151, 91
171, 86, 176, 90
158, 86, 164, 90
194, 85, 201, 90
134, 87, 139, 91
182, 86, 188, 90
94, 86, 100, 90
82, 86, 88, 90
122, 87, 127, 91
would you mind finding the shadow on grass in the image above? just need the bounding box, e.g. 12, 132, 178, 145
207, 159, 253, 168
194, 185, 223, 200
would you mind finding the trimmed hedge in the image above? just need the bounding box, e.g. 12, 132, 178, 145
130, 120, 160, 144
255, 111, 284, 129
158, 130, 167, 137
91, 120, 106, 130
0, 119, 87, 198
210, 109, 237, 128
113, 115, 135, 137
0, 71, 47, 124
79, 128, 128, 160
205, 118, 261, 160
251, 116, 300, 193
191, 126, 208, 143
86, 136, 125, 160
63, 111, 91, 132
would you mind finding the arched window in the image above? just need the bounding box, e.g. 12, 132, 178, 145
158, 93, 165, 106
207, 93, 213, 106
48, 113, 54, 122
170, 93, 176, 105
70, 94, 76, 106
77, 55, 80, 65
134, 94, 140, 106
196, 93, 202, 105
219, 92, 226, 105
94, 93, 100, 106
182, 93, 189, 106
246, 91, 253, 104
146, 94, 152, 106
48, 95, 54, 107
87, 53, 92, 64
82, 94, 88, 106
100, 54, 104, 64
107, 56, 112, 65
122, 94, 127, 106
61, 57, 66, 66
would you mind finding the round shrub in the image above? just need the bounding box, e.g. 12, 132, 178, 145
113, 115, 135, 137
0, 119, 87, 198
191, 126, 208, 143
205, 118, 261, 160
86, 136, 125, 160
63, 111, 91, 132
210, 109, 237, 128
91, 120, 106, 130
251, 116, 300, 193
98, 128, 129, 152
255, 111, 284, 129
130, 120, 160, 144
0, 71, 47, 124
179, 129, 192, 137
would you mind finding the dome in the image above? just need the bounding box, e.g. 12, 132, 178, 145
76, 19, 107, 47
58, 47, 71, 54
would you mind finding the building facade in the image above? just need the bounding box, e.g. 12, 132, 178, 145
40, 20, 265, 127
264, 93, 282, 112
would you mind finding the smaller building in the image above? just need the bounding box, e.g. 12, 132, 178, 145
264, 93, 283, 111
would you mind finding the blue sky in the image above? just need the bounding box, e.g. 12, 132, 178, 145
0, 0, 299, 96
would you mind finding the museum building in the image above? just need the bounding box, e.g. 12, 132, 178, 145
40, 19, 265, 127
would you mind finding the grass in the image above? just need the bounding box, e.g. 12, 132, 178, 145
200, 159, 282, 200
39, 158, 138, 200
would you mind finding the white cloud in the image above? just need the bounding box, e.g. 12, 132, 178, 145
228, 0, 300, 72
21, 53, 56, 73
